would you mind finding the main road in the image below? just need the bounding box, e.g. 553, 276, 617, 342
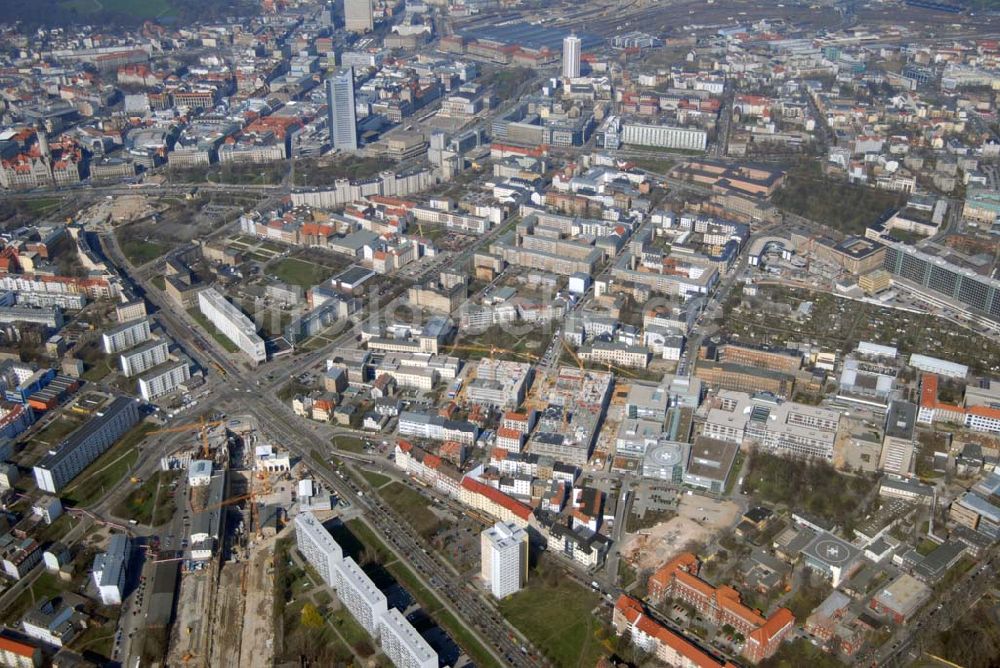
98, 209, 543, 667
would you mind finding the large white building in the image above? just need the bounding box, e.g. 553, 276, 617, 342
294, 512, 343, 586
293, 511, 439, 665
33, 396, 140, 493
335, 556, 388, 636
102, 318, 151, 354
197, 288, 266, 364
480, 521, 528, 599
398, 411, 479, 445
562, 33, 582, 79
908, 354, 968, 379
702, 391, 841, 460
378, 608, 438, 668
621, 123, 708, 151
119, 339, 169, 377
137, 361, 190, 401
92, 533, 130, 605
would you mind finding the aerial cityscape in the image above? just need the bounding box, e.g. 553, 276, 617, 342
0, 0, 998, 666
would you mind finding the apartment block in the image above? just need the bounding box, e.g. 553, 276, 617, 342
198, 288, 266, 364
578, 341, 651, 369
101, 318, 151, 354
481, 521, 528, 599
14, 291, 86, 310
377, 608, 437, 668
0, 306, 63, 329
291, 512, 438, 664
115, 300, 147, 323
33, 396, 140, 493
294, 512, 343, 586
137, 361, 190, 401
0, 636, 41, 668
398, 411, 479, 445
394, 441, 465, 499
119, 339, 169, 377
335, 557, 388, 636
92, 533, 130, 605
0, 536, 41, 580
460, 476, 534, 528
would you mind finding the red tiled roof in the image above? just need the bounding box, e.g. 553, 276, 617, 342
649, 552, 699, 590
968, 404, 1000, 420
615, 594, 643, 622
461, 476, 533, 520
748, 607, 795, 647
0, 636, 36, 657
496, 427, 523, 441
440, 441, 463, 456
503, 410, 529, 423
615, 596, 728, 668
920, 373, 938, 408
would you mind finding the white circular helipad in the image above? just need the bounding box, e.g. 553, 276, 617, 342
813, 538, 852, 565
647, 443, 684, 467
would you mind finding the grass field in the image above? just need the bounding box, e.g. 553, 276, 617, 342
20, 197, 63, 214
332, 435, 365, 454
63, 423, 155, 508
119, 237, 171, 266
31, 414, 84, 447
112, 470, 181, 526
1, 571, 67, 625
81, 356, 115, 383
358, 469, 391, 488
187, 307, 241, 353
377, 482, 441, 538
272, 258, 332, 288
63, 0, 171, 17
499, 565, 605, 667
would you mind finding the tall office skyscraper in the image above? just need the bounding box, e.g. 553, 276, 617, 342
480, 522, 528, 599
326, 67, 358, 151
562, 32, 582, 80
344, 0, 374, 33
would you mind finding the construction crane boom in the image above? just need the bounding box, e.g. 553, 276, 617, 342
151, 416, 225, 459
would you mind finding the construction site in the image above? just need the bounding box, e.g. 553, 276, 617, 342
128, 414, 333, 668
